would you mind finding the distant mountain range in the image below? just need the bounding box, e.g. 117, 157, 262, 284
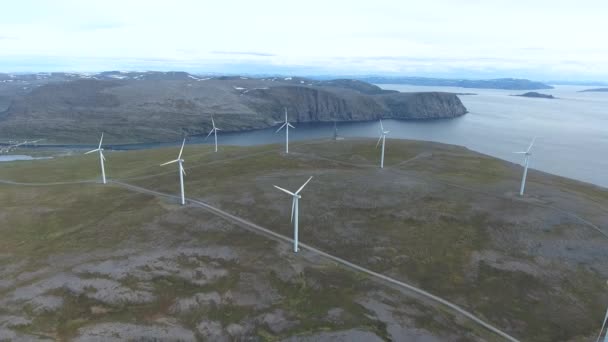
356, 76, 554, 90
578, 88, 608, 93
0, 72, 467, 143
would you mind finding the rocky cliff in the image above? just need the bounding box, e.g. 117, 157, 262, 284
0, 73, 467, 143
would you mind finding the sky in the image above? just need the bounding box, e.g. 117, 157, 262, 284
1, 0, 607, 81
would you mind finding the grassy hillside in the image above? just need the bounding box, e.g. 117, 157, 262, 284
1, 139, 607, 341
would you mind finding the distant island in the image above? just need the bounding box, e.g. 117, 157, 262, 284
579, 88, 608, 92
357, 76, 554, 90
512, 92, 556, 99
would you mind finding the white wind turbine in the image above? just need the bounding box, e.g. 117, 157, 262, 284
376, 119, 389, 168
514, 137, 536, 196
206, 116, 221, 152
276, 108, 295, 154
85, 133, 107, 184
597, 305, 608, 342
274, 176, 313, 253
161, 138, 187, 205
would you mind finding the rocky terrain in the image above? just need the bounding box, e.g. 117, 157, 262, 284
357, 76, 554, 90
0, 139, 607, 341
512, 92, 556, 99
0, 72, 467, 144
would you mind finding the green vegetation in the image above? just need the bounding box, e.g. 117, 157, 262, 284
1, 138, 607, 341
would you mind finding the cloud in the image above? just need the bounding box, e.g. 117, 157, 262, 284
210, 51, 276, 57
0, 36, 16, 40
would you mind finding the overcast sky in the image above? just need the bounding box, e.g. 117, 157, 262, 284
1, 0, 607, 80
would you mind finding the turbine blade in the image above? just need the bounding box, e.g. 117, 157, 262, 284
513, 151, 527, 154
287, 123, 295, 129
205, 130, 214, 139
384, 130, 390, 134
295, 176, 313, 194
178, 138, 185, 160
101, 151, 106, 161
182, 167, 186, 176
379, 119, 384, 131
376, 135, 382, 148
527, 137, 537, 153
160, 159, 179, 166
275, 122, 287, 133
85, 148, 100, 154
98, 133, 104, 149
274, 185, 296, 196
211, 117, 216, 129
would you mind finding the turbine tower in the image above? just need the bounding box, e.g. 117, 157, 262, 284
206, 116, 221, 152
376, 119, 389, 168
514, 137, 536, 196
596, 304, 608, 342
597, 305, 608, 342
276, 108, 295, 154
161, 138, 187, 205
273, 176, 313, 253
85, 133, 107, 184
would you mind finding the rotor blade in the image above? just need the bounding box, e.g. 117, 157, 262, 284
101, 151, 106, 161
215, 128, 222, 131
275, 122, 287, 133
287, 123, 295, 129
182, 167, 186, 176
376, 135, 382, 148
205, 129, 214, 139
85, 148, 100, 154
211, 117, 215, 129
177, 138, 185, 160
295, 176, 313, 194
513, 151, 527, 154
273, 185, 296, 196
98, 133, 104, 149
384, 130, 390, 134
291, 197, 296, 223
160, 159, 179, 166
379, 119, 384, 131
526, 137, 537, 153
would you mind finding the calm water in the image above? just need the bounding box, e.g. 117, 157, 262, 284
30, 84, 608, 188
374, 84, 608, 188
186, 84, 607, 188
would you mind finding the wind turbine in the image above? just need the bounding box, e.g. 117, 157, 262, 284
85, 133, 107, 184
161, 138, 186, 205
596, 305, 608, 342
376, 119, 389, 168
276, 108, 295, 154
206, 116, 221, 152
514, 137, 536, 196
273, 176, 313, 253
